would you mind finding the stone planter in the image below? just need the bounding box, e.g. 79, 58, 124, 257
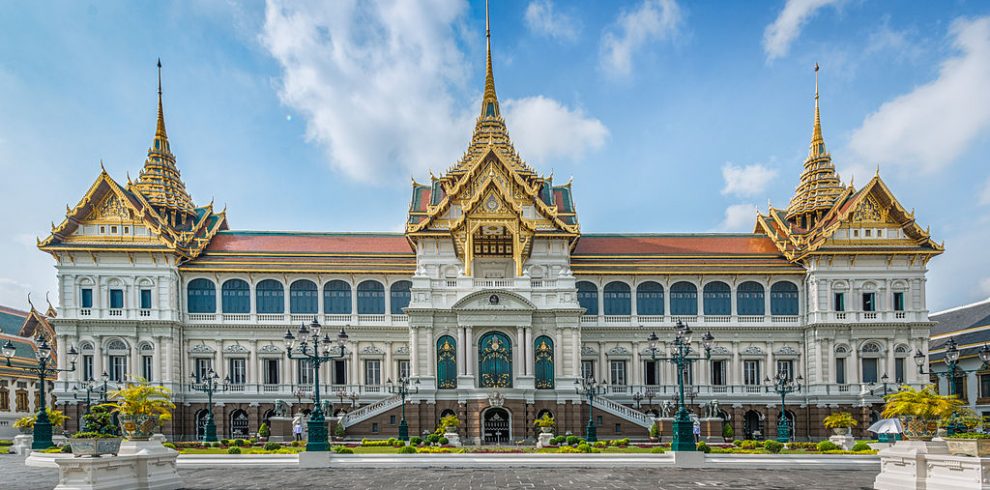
539, 426, 553, 434
944, 438, 990, 457
69, 437, 123, 457
831, 427, 850, 436
119, 414, 158, 441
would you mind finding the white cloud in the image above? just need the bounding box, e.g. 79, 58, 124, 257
716, 203, 758, 232
502, 96, 608, 164
599, 0, 682, 78
763, 0, 842, 61
524, 0, 579, 42
720, 163, 777, 198
847, 17, 990, 174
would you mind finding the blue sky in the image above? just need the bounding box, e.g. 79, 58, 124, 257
1, 0, 989, 311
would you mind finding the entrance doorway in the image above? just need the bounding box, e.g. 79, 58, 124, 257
483, 408, 511, 444
744, 410, 764, 440
229, 409, 249, 438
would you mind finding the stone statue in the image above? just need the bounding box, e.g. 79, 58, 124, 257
273, 400, 289, 418
661, 401, 674, 418
708, 400, 720, 419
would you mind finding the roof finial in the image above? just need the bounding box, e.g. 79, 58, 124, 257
155, 58, 167, 142
811, 62, 824, 152
480, 0, 499, 118
27, 292, 35, 311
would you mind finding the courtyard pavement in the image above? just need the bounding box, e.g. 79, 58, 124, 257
1, 453, 878, 489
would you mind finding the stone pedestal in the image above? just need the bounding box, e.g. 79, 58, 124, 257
269, 417, 293, 443
830, 434, 856, 451
53, 441, 182, 490
672, 451, 706, 468
874, 440, 948, 490
536, 432, 554, 448
444, 431, 462, 447
12, 434, 33, 455
925, 454, 990, 490
299, 451, 331, 468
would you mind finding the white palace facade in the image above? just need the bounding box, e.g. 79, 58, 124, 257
40, 24, 943, 442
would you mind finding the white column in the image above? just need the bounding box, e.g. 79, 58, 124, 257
465, 328, 474, 376
93, 336, 104, 378
886, 343, 896, 380
525, 327, 534, 377
153, 336, 163, 383
632, 342, 641, 387
385, 341, 393, 382
409, 328, 419, 377
249, 340, 258, 385
599, 342, 607, 383
515, 328, 524, 378
731, 342, 740, 385
457, 327, 466, 376
350, 349, 360, 386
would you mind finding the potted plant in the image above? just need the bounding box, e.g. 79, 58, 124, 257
435, 414, 461, 435
258, 422, 270, 442
12, 408, 68, 435
70, 405, 123, 457
823, 412, 858, 436
649, 421, 660, 442
13, 415, 35, 434
945, 432, 990, 457
722, 422, 734, 442
881, 385, 962, 441
101, 378, 175, 441
533, 413, 556, 434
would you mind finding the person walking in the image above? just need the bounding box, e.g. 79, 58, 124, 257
693, 421, 701, 443
293, 420, 303, 442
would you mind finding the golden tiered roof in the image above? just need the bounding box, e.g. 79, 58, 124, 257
784, 64, 846, 230
129, 60, 197, 227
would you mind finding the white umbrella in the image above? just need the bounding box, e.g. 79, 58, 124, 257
868, 418, 903, 434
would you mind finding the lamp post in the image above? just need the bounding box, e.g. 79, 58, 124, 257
387, 376, 420, 441
632, 391, 644, 410
285, 318, 349, 452
575, 377, 606, 442
915, 339, 990, 435
647, 321, 714, 452
189, 368, 229, 442
870, 373, 892, 397
2, 337, 78, 450
764, 370, 802, 443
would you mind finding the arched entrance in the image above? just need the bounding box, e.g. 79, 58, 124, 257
483, 407, 511, 444
744, 410, 764, 440
229, 409, 249, 438
479, 331, 513, 388
195, 409, 210, 441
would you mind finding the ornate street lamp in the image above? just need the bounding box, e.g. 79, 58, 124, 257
647, 321, 714, 452
189, 368, 229, 442
915, 339, 990, 435
285, 318, 349, 451
764, 370, 802, 443
387, 376, 420, 441
869, 373, 892, 397
575, 377, 606, 442
632, 391, 644, 410
2, 337, 78, 449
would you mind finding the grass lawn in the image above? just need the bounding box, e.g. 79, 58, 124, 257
177, 447, 304, 455
346, 446, 403, 454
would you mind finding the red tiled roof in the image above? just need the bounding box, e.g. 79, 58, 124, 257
573, 234, 782, 256
0, 305, 29, 318
204, 232, 414, 254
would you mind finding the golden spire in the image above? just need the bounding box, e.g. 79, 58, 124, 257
480, 0, 500, 119
810, 62, 823, 153
155, 58, 168, 148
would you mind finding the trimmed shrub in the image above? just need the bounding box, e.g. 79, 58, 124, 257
220, 439, 231, 446
732, 439, 743, 447
764, 440, 784, 454
227, 447, 242, 454
740, 440, 759, 450
290, 441, 301, 447
425, 434, 441, 445
696, 442, 711, 453
61, 444, 73, 453
163, 442, 177, 450
565, 435, 582, 446
333, 446, 354, 454
650, 446, 666, 453
787, 442, 818, 451
248, 438, 257, 446
212, 442, 222, 448
576, 443, 592, 453
409, 436, 423, 446
438, 437, 449, 446
392, 440, 405, 448
233, 439, 245, 447
851, 441, 871, 452
264, 442, 281, 451
593, 441, 607, 448
258, 423, 270, 438
817, 440, 840, 452
399, 445, 417, 454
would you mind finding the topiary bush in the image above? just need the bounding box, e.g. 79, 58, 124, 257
227, 446, 242, 454
221, 439, 231, 446
732, 439, 742, 447
333, 446, 354, 454
425, 434, 441, 445
650, 446, 666, 453
409, 436, 423, 446
438, 437, 449, 446
233, 439, 246, 447
392, 439, 405, 448
740, 440, 758, 450
163, 442, 177, 450
264, 442, 281, 451
593, 441, 607, 448
696, 442, 711, 453
851, 441, 871, 452
817, 440, 840, 452
764, 440, 784, 453
399, 445, 417, 454
576, 443, 592, 453
565, 435, 582, 446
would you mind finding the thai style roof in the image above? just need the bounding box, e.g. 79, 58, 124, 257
0, 304, 48, 379
0, 305, 29, 336
931, 298, 990, 338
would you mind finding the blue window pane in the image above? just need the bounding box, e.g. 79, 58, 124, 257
221, 279, 250, 314
576, 281, 598, 315
436, 335, 457, 389
770, 282, 799, 315
188, 279, 217, 313
109, 289, 124, 309
81, 288, 93, 309
323, 280, 352, 314
603, 282, 631, 315
390, 281, 412, 314
357, 281, 385, 314
737, 281, 765, 316
636, 282, 664, 315
289, 280, 318, 314
670, 282, 698, 316
703, 282, 731, 315
534, 336, 554, 389
140, 289, 152, 309
256, 280, 285, 314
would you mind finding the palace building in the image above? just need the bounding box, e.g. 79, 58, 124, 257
40, 18, 943, 443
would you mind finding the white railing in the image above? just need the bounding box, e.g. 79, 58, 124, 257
639, 315, 664, 324
771, 315, 799, 323
863, 312, 878, 320
391, 314, 409, 323
108, 309, 123, 317
895, 312, 906, 319
323, 314, 350, 323
744, 385, 763, 394
603, 315, 630, 324
358, 314, 386, 323
580, 315, 598, 324
671, 315, 697, 323
257, 314, 283, 322
291, 314, 317, 322
188, 313, 214, 321
339, 394, 402, 428
80, 309, 91, 316
262, 384, 281, 393
473, 279, 514, 288
835, 312, 847, 320
592, 397, 653, 428
139, 309, 151, 317
705, 315, 731, 323
531, 280, 558, 288
223, 313, 250, 321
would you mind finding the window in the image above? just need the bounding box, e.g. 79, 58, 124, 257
333, 360, 347, 385
390, 415, 397, 425
953, 377, 967, 400
0, 388, 7, 411
980, 374, 990, 399
743, 360, 761, 385
142, 355, 153, 381
615, 424, 622, 434
82, 355, 94, 381
398, 360, 410, 380
644, 360, 658, 385
670, 282, 698, 316
895, 358, 905, 384
264, 359, 280, 385
776, 360, 794, 381
364, 360, 382, 386
861, 358, 879, 384
289, 280, 318, 314
229, 358, 246, 385
863, 292, 877, 312
109, 289, 124, 309
140, 289, 152, 310
711, 360, 726, 386
836, 357, 846, 384
436, 335, 457, 389
581, 360, 594, 380
297, 359, 313, 385
834, 292, 845, 312
737, 281, 765, 316
256, 280, 285, 314
770, 282, 799, 315
221, 279, 250, 314
188, 279, 217, 313
893, 292, 905, 311
603, 282, 631, 315
702, 282, 731, 315
371, 422, 379, 433
390, 281, 412, 314
356, 281, 385, 314
323, 280, 351, 314
16, 390, 28, 412
609, 360, 627, 385
534, 336, 554, 389
576, 282, 598, 315
109, 355, 127, 382
195, 358, 213, 382
81, 288, 93, 308
636, 282, 664, 315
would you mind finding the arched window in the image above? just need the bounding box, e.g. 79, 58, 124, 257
356, 280, 385, 314
770, 282, 799, 315
187, 279, 216, 313
737, 281, 765, 316
229, 409, 249, 438
534, 336, 554, 389
436, 335, 457, 389
603, 282, 631, 315
670, 282, 698, 316
390, 281, 412, 314
861, 342, 882, 353
636, 282, 664, 315
256, 280, 285, 314
323, 280, 351, 314
703, 282, 730, 315
576, 281, 598, 315
478, 331, 512, 388
289, 280, 318, 314
221, 279, 250, 314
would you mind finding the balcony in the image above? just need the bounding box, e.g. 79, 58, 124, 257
184, 313, 410, 327
578, 314, 802, 327
473, 279, 514, 289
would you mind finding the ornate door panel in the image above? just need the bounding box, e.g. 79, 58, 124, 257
437, 335, 457, 389
483, 408, 511, 444
534, 335, 554, 389
478, 331, 512, 388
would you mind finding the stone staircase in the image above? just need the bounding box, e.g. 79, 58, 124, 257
592, 397, 655, 429
338, 395, 402, 428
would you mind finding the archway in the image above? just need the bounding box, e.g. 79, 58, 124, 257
229, 409, 249, 438
744, 410, 764, 440
478, 331, 512, 388
195, 409, 210, 441
482, 407, 511, 444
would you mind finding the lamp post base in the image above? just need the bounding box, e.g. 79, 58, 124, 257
671, 409, 696, 452
306, 412, 329, 452
585, 420, 597, 443
398, 419, 409, 441
32, 418, 54, 450
203, 418, 218, 443
776, 420, 790, 444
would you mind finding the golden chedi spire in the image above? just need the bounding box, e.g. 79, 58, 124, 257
785, 63, 845, 230
131, 59, 197, 228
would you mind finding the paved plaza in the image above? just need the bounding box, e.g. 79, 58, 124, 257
2, 454, 878, 489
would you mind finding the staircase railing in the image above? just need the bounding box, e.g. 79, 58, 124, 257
592, 396, 654, 428
339, 395, 402, 428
